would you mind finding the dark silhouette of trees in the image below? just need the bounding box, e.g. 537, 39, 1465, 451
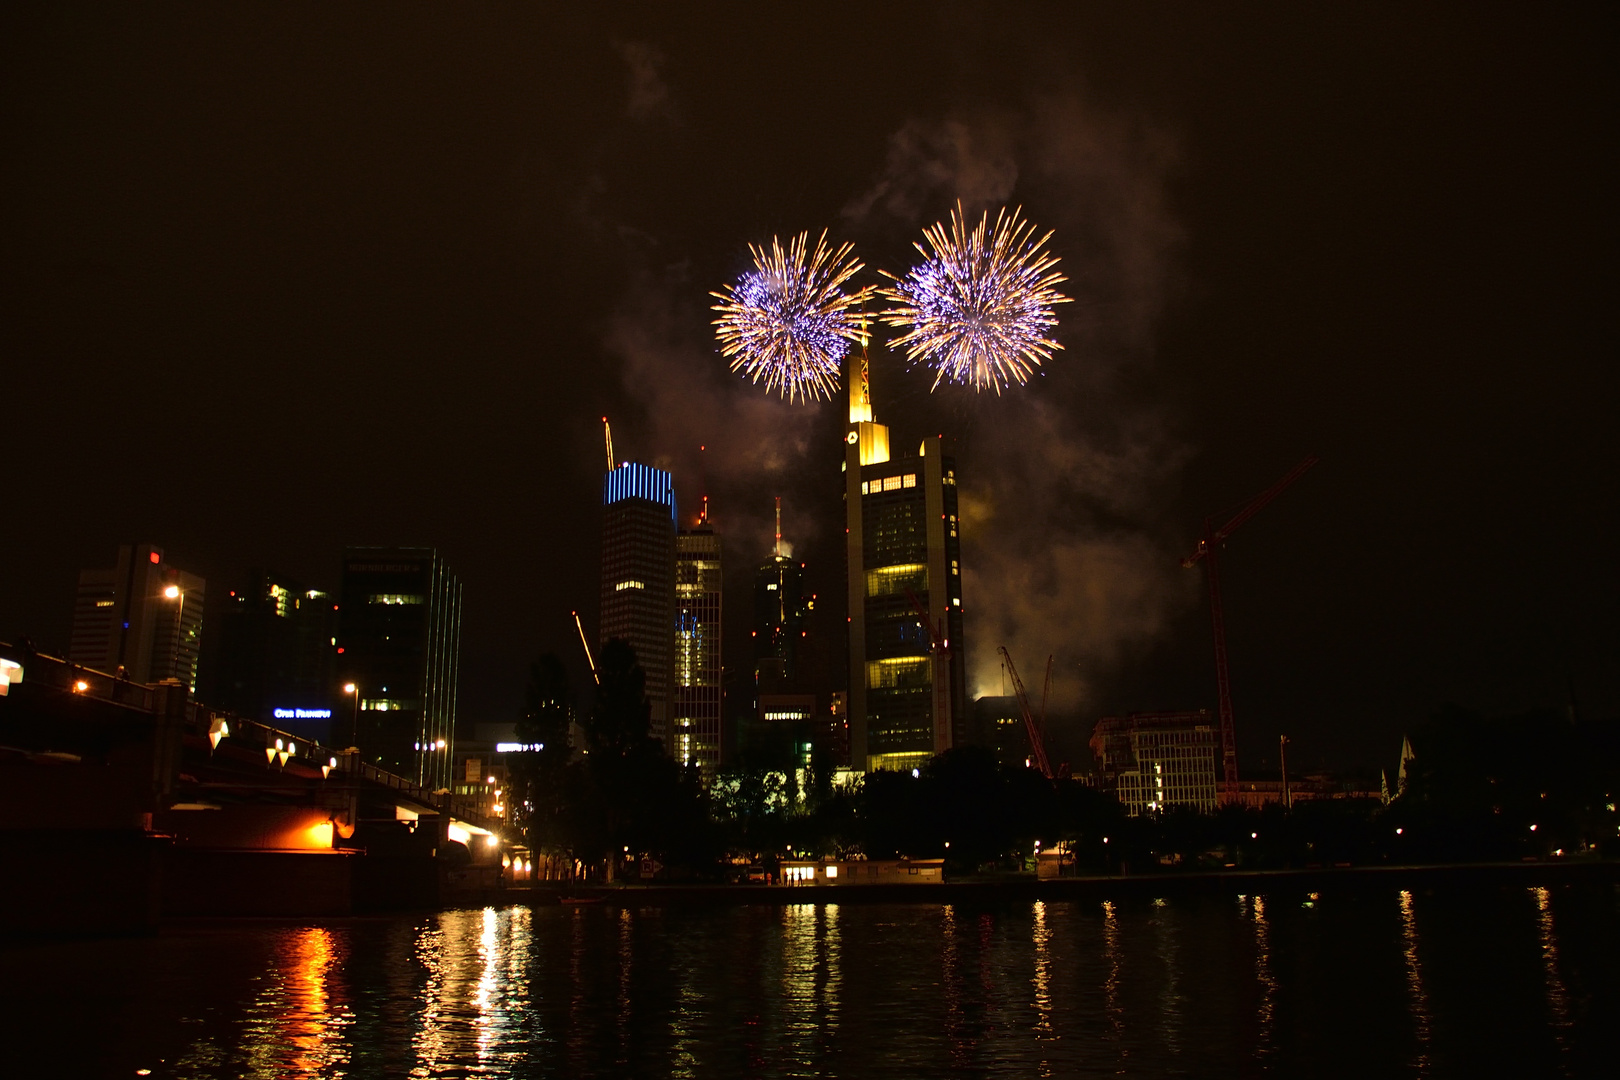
509, 653, 573, 859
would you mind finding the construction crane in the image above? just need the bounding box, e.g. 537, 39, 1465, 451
998, 645, 1054, 779
905, 590, 954, 754
1183, 456, 1318, 804
571, 610, 599, 685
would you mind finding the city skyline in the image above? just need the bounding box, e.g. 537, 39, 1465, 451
1, 7, 1612, 781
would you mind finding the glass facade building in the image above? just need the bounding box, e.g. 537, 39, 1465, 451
338, 547, 463, 791
211, 570, 338, 743
674, 527, 722, 775
1089, 711, 1220, 815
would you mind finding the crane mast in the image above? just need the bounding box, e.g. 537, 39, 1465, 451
1184, 456, 1318, 804
998, 646, 1054, 779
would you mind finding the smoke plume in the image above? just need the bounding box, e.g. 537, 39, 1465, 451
846, 94, 1194, 725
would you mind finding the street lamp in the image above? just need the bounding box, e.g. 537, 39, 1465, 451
163, 584, 188, 687
343, 682, 360, 750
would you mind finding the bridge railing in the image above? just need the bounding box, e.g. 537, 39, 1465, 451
0, 643, 505, 837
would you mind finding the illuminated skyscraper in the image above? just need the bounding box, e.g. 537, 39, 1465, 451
338, 547, 462, 790
69, 543, 205, 694
673, 526, 722, 774
844, 351, 966, 772
601, 462, 677, 746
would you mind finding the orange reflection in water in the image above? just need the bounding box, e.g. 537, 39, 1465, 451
235, 927, 350, 1078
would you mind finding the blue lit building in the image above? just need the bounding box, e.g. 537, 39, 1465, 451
601, 462, 677, 746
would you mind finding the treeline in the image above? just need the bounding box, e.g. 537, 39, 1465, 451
501, 646, 1620, 879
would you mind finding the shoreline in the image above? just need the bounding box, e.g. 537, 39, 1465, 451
514, 858, 1620, 909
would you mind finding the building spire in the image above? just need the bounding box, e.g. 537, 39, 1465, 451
602, 416, 615, 472
774, 496, 783, 558
848, 343, 873, 424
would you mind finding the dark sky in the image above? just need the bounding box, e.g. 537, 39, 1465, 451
3, 5, 1614, 776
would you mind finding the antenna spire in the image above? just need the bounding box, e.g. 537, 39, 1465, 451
774, 496, 783, 558
602, 417, 615, 472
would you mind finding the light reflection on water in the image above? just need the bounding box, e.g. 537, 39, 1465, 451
1399, 887, 1433, 1076
3, 884, 1607, 1079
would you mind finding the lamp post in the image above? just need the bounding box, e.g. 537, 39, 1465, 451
163, 584, 188, 687
343, 682, 360, 751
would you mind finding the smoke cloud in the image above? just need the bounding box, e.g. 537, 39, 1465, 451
615, 41, 676, 124
604, 271, 827, 555
602, 89, 1193, 738
846, 94, 1193, 725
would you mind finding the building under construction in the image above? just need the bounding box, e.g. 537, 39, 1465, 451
1090, 711, 1219, 815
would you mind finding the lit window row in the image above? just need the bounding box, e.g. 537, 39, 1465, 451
369, 594, 424, 605
860, 473, 919, 495
615, 580, 646, 591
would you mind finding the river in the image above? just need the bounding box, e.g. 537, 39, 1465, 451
2, 881, 1613, 1077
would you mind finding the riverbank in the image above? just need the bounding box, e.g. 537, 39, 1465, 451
517, 858, 1620, 909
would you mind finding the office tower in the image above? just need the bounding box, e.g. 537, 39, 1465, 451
972, 695, 1029, 767
69, 544, 205, 693
753, 500, 811, 686
211, 570, 338, 741
844, 350, 966, 773
601, 463, 677, 746
1089, 711, 1219, 815
338, 547, 463, 790
673, 526, 722, 774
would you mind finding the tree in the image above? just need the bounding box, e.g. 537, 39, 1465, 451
510, 653, 573, 859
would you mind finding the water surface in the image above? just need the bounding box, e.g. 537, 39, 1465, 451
3, 883, 1613, 1078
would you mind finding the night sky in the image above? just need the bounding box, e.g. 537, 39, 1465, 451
4, 5, 1614, 776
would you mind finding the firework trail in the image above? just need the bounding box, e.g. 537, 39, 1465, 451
879, 203, 1071, 393
711, 231, 875, 402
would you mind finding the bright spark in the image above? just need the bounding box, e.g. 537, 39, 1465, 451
711, 231, 874, 403
879, 203, 1071, 393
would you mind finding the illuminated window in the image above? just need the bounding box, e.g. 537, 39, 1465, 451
369, 594, 424, 605
860, 481, 869, 494
94, 599, 115, 608
882, 475, 902, 492
902, 474, 917, 488
866, 656, 931, 689
615, 580, 646, 591
865, 563, 927, 596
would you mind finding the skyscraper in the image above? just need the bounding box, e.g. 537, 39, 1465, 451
338, 547, 463, 790
69, 544, 205, 693
211, 570, 338, 742
673, 526, 722, 774
753, 500, 811, 686
601, 462, 677, 746
844, 351, 967, 773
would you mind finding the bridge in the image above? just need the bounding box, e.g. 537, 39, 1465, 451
0, 640, 524, 934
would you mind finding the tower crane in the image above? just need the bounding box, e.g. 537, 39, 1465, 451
1183, 456, 1318, 804
998, 646, 1054, 779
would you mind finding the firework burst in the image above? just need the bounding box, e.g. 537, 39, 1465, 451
711, 230, 875, 402
879, 203, 1071, 393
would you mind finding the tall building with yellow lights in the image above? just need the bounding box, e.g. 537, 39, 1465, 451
673, 526, 722, 775
844, 351, 966, 772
